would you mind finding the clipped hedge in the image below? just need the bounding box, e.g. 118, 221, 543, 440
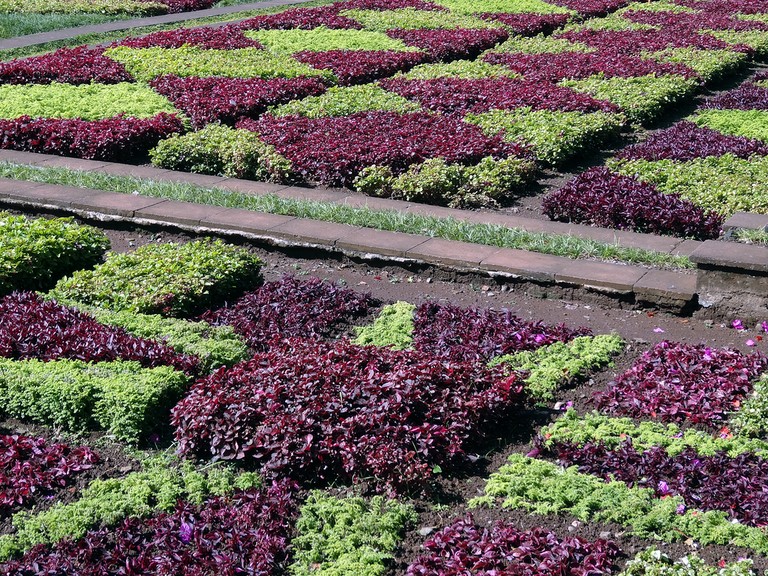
353, 301, 415, 350
0, 213, 109, 295
0, 358, 188, 442
50, 239, 263, 317
150, 123, 293, 181
270, 84, 420, 118
0, 455, 260, 560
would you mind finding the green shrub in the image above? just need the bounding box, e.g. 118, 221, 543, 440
540, 410, 768, 459
560, 74, 697, 124
103, 46, 330, 82
0, 81, 178, 121
150, 124, 293, 181
49, 238, 263, 317
490, 334, 624, 402
353, 301, 415, 350
398, 59, 519, 79
692, 109, 768, 143
0, 455, 260, 559
467, 108, 623, 166
620, 547, 756, 576
433, 0, 573, 15
470, 454, 768, 554
730, 375, 768, 438
0, 213, 109, 295
290, 492, 416, 576
608, 155, 768, 215
0, 358, 188, 442
493, 33, 592, 54
245, 27, 418, 53
341, 8, 494, 31
270, 84, 420, 118
0, 0, 165, 15
707, 29, 768, 56
646, 48, 746, 82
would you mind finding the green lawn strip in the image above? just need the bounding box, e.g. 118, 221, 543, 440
270, 84, 420, 118
707, 29, 768, 56
0, 13, 122, 39
466, 108, 624, 166
0, 162, 692, 269
353, 301, 415, 350
539, 410, 768, 459
0, 358, 188, 442
340, 8, 495, 31
645, 48, 747, 82
0, 81, 178, 121
559, 74, 698, 124
0, 0, 165, 15
620, 547, 756, 576
104, 45, 333, 82
607, 155, 768, 215
731, 374, 768, 438
492, 33, 593, 53
0, 212, 109, 295
397, 59, 519, 79
469, 454, 768, 554
49, 239, 263, 317
433, 0, 573, 15
245, 27, 419, 53
0, 455, 260, 560
691, 109, 768, 143
290, 491, 416, 576
489, 334, 624, 403
48, 298, 250, 371
732, 227, 768, 246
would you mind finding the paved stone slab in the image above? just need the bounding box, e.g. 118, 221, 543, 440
216, 179, 291, 196
340, 195, 413, 212
555, 260, 647, 293
690, 240, 768, 273
92, 164, 197, 182
0, 150, 55, 166
268, 218, 355, 246
723, 211, 768, 231
0, 178, 46, 196
0, 183, 99, 208
148, 170, 230, 188
336, 228, 428, 258
480, 249, 567, 282
135, 199, 230, 226
201, 208, 296, 233
276, 186, 350, 203
406, 238, 500, 268
37, 157, 110, 172
634, 269, 697, 301
71, 192, 168, 217
673, 239, 702, 258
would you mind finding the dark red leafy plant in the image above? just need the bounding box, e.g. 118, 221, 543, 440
547, 440, 768, 527
617, 121, 768, 161
293, 49, 425, 85
0, 47, 132, 85
151, 0, 216, 13
0, 113, 184, 161
386, 28, 509, 61
236, 6, 363, 30
481, 12, 570, 35
623, 8, 768, 33
592, 341, 768, 427
336, 0, 443, 9
117, 24, 262, 49
675, 0, 768, 14
379, 76, 618, 115
548, 0, 627, 17
0, 481, 298, 575
558, 27, 735, 52
200, 275, 377, 350
0, 434, 98, 516
150, 75, 327, 127
406, 516, 621, 575
244, 111, 519, 187
412, 302, 590, 364
0, 292, 199, 374
173, 338, 523, 493
542, 167, 723, 240
702, 82, 768, 110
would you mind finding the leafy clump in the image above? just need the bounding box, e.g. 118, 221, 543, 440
620, 547, 756, 576
731, 374, 768, 438
0, 213, 109, 295
0, 47, 131, 85
50, 239, 263, 318
270, 84, 420, 118
354, 301, 415, 350
291, 492, 416, 576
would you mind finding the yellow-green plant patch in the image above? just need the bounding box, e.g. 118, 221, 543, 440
0, 0, 165, 15
646, 48, 747, 82
0, 82, 177, 120
433, 0, 573, 15
270, 84, 420, 118
692, 109, 768, 143
341, 8, 495, 30
563, 12, 654, 31
617, 1, 696, 13
245, 27, 419, 53
707, 29, 768, 55
493, 33, 593, 53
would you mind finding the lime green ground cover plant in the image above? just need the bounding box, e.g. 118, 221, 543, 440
0, 358, 188, 442
617, 1, 696, 12
103, 46, 331, 82
433, 0, 573, 15
0, 212, 109, 295
466, 109, 623, 166
608, 155, 768, 215
0, 82, 178, 121
730, 374, 768, 438
560, 74, 698, 124
49, 239, 263, 317
0, 455, 260, 560
270, 84, 420, 118
539, 410, 768, 459
490, 334, 624, 402
692, 109, 768, 143
353, 301, 415, 350
493, 33, 593, 54
341, 8, 494, 31
290, 492, 416, 576
708, 29, 768, 56
564, 12, 652, 31
619, 547, 756, 576
0, 162, 692, 269
398, 59, 519, 79
0, 0, 165, 15
245, 27, 419, 53
647, 48, 747, 82
470, 454, 768, 554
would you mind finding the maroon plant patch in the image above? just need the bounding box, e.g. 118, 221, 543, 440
117, 25, 262, 49
480, 12, 570, 35
0, 47, 132, 86
702, 82, 768, 110
293, 49, 425, 85
386, 27, 509, 61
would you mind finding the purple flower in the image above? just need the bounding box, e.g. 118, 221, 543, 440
762, 321, 768, 333
657, 480, 672, 496
653, 327, 665, 333
732, 319, 745, 331
676, 504, 686, 515
746, 339, 756, 347
179, 521, 193, 544
703, 347, 713, 361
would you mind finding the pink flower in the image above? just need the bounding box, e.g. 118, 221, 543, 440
746, 339, 756, 347
653, 327, 665, 333
732, 319, 745, 331
762, 321, 768, 333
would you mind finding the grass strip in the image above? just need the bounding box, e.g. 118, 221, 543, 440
0, 162, 692, 268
